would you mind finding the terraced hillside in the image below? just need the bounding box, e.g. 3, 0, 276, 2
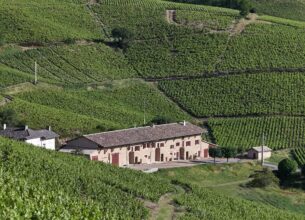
1, 0, 305, 148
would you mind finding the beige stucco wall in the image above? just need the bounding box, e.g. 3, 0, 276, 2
90, 135, 209, 166
248, 150, 271, 160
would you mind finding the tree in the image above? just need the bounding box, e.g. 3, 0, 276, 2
209, 147, 222, 164
221, 147, 237, 162
149, 115, 173, 125
278, 158, 297, 178
0, 109, 20, 127
111, 28, 134, 50
238, 0, 251, 17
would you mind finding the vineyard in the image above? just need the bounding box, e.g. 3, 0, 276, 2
159, 73, 305, 117
0, 0, 101, 43
218, 24, 305, 72
208, 116, 305, 149
0, 65, 34, 88
0, 137, 173, 219
1, 81, 190, 136
0, 44, 138, 83
292, 148, 305, 167
251, 0, 305, 22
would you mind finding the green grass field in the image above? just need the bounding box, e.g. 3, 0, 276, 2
157, 163, 305, 218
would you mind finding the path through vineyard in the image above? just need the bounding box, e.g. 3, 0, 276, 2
166, 10, 177, 24
146, 185, 187, 220
230, 13, 269, 36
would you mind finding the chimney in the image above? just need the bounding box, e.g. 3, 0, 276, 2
183, 120, 186, 126
3, 124, 6, 130
48, 126, 51, 131
25, 125, 28, 130
152, 124, 155, 128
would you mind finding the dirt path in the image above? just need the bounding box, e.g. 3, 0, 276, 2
230, 13, 268, 36
144, 191, 185, 220
207, 179, 250, 188
166, 10, 177, 24
88, 0, 98, 5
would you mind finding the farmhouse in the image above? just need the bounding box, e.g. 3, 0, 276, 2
247, 146, 272, 160
62, 121, 210, 166
0, 124, 59, 150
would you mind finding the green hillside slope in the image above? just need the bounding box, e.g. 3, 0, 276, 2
1, 81, 190, 136
1, 0, 305, 148
1, 138, 304, 219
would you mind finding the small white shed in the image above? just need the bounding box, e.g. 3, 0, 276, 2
247, 146, 272, 160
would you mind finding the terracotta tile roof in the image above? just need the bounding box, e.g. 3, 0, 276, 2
84, 122, 204, 148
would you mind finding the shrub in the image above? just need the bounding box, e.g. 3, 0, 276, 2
247, 168, 279, 188
64, 38, 76, 44
278, 158, 297, 178
111, 27, 134, 50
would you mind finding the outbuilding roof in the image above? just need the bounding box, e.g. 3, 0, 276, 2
251, 146, 272, 152
82, 122, 204, 148
0, 127, 59, 141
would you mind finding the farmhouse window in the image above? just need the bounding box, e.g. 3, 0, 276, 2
186, 141, 191, 146
170, 145, 174, 149
104, 149, 107, 154
160, 143, 164, 147
195, 140, 200, 145
135, 146, 140, 151
143, 144, 146, 149
111, 148, 114, 152
92, 156, 98, 161
145, 155, 148, 158
127, 146, 130, 151
176, 142, 180, 146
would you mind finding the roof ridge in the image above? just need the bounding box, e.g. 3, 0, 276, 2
84, 122, 189, 137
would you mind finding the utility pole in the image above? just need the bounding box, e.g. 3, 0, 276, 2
143, 99, 146, 125
261, 133, 265, 166
34, 61, 38, 85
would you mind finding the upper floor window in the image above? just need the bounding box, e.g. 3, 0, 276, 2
176, 142, 180, 146
135, 146, 140, 151
186, 141, 191, 146
195, 140, 200, 145
160, 143, 164, 147
170, 145, 174, 149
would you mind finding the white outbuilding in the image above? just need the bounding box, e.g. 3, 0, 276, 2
0, 124, 59, 150
247, 146, 272, 160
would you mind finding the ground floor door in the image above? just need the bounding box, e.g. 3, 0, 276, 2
155, 148, 160, 162
129, 151, 134, 164
204, 149, 208, 158
112, 153, 119, 166
179, 147, 184, 160
161, 154, 164, 162
186, 151, 189, 160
